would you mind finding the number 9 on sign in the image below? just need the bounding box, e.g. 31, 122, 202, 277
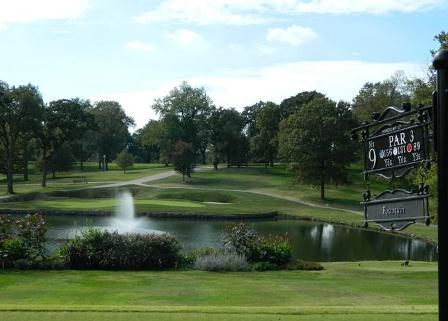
368, 148, 376, 169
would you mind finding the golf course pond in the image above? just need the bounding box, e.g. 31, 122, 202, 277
42, 215, 438, 262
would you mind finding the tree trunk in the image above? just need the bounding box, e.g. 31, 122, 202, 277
23, 158, 28, 181
41, 147, 47, 187
98, 157, 102, 170
182, 173, 185, 182
6, 149, 14, 194
320, 176, 325, 200
52, 171, 56, 179
320, 161, 325, 200
80, 158, 84, 171
201, 149, 206, 164
106, 160, 109, 171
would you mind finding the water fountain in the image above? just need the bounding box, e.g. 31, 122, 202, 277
109, 190, 143, 233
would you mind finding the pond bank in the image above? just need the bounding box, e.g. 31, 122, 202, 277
0, 208, 278, 220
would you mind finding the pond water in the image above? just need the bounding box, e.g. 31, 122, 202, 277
42, 215, 438, 262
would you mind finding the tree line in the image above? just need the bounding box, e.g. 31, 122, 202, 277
1, 32, 446, 197
0, 83, 134, 193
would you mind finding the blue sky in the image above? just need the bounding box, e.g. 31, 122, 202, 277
0, 0, 446, 129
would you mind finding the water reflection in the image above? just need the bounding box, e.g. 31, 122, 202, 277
42, 215, 437, 262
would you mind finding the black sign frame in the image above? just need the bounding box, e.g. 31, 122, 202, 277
361, 185, 431, 231
352, 104, 432, 179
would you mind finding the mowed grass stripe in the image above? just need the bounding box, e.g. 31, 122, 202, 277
0, 312, 438, 321
0, 305, 438, 315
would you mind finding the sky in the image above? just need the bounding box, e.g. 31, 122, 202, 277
0, 0, 447, 130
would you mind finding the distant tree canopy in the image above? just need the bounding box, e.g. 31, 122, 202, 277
152, 81, 212, 160
279, 97, 357, 200
90, 101, 135, 170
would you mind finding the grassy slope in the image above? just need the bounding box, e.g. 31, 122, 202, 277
0, 162, 168, 196
0, 261, 437, 321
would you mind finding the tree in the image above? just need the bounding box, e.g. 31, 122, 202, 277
115, 148, 135, 173
278, 97, 356, 200
352, 71, 409, 122
90, 101, 135, 170
172, 140, 195, 181
152, 82, 212, 159
36, 143, 75, 179
209, 108, 247, 169
68, 99, 96, 171
242, 101, 266, 138
279, 91, 325, 120
37, 99, 94, 187
0, 82, 44, 194
250, 102, 280, 167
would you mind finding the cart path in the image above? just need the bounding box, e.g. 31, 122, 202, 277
91, 170, 177, 189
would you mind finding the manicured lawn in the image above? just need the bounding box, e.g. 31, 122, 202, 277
0, 261, 437, 321
0, 162, 168, 196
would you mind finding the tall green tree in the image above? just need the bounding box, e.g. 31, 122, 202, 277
279, 91, 325, 120
250, 102, 280, 167
90, 101, 135, 170
352, 71, 409, 122
152, 82, 212, 159
209, 108, 247, 169
279, 97, 356, 200
37, 99, 94, 187
0, 82, 44, 194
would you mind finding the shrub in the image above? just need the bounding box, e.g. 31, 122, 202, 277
222, 223, 256, 255
222, 223, 292, 266
63, 229, 181, 270
246, 234, 291, 265
0, 214, 47, 268
194, 252, 249, 272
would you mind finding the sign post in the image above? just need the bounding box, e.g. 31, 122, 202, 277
433, 49, 448, 321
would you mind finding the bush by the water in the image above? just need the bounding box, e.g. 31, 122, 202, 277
194, 252, 249, 272
0, 214, 47, 268
63, 229, 180, 270
222, 223, 292, 266
246, 234, 291, 265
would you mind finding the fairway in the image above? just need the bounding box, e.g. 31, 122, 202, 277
0, 261, 437, 321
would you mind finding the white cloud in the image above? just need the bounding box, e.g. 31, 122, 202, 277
295, 0, 443, 14
267, 25, 316, 46
133, 0, 272, 25
98, 60, 425, 130
191, 60, 425, 108
0, 0, 89, 29
133, 0, 442, 26
125, 41, 157, 53
164, 29, 204, 44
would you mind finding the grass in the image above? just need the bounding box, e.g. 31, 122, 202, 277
0, 261, 438, 321
0, 162, 168, 196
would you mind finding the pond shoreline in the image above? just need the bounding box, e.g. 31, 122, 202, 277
277, 214, 438, 246
0, 208, 437, 246
0, 208, 278, 220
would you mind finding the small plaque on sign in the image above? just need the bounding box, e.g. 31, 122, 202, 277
361, 186, 430, 231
